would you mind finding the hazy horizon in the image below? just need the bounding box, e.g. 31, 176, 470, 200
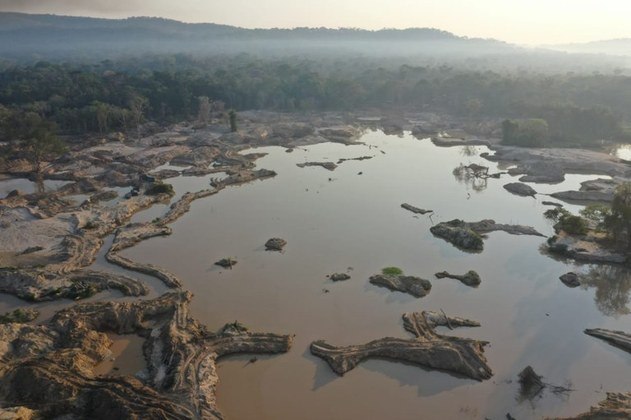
1, 0, 631, 45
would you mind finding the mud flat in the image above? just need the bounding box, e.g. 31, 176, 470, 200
0, 292, 292, 419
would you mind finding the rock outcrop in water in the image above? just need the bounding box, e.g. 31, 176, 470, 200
435, 270, 481, 287
430, 220, 485, 251
329, 273, 351, 281
265, 238, 287, 251
310, 311, 492, 381
559, 272, 581, 288
547, 232, 628, 264
296, 161, 338, 171
401, 203, 433, 215
0, 292, 293, 419
369, 274, 432, 297
503, 182, 537, 197
430, 219, 544, 251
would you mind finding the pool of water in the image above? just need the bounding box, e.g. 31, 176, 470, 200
612, 144, 631, 161
0, 178, 71, 198
131, 172, 226, 224
119, 131, 631, 419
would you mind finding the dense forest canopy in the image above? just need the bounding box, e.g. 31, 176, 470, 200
1, 55, 630, 148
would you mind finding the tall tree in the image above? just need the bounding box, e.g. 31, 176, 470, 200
605, 182, 631, 249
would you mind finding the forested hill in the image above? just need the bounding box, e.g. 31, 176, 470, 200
0, 12, 515, 60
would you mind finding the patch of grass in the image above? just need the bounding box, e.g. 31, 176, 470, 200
382, 266, 403, 276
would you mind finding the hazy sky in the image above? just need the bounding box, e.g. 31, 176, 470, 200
1, 0, 631, 45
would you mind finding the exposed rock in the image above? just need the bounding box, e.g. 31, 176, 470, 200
296, 161, 338, 171
435, 270, 481, 287
548, 233, 627, 264
550, 190, 614, 202
310, 311, 491, 380
503, 182, 537, 197
337, 156, 373, 164
0, 292, 292, 419
265, 238, 287, 251
0, 269, 149, 302
369, 274, 432, 298
584, 328, 631, 354
542, 201, 564, 207
215, 258, 237, 268
158, 189, 219, 226
401, 203, 433, 215
213, 168, 277, 187
484, 146, 631, 185
559, 392, 631, 419
430, 220, 485, 251
559, 272, 581, 288
551, 177, 620, 203
431, 219, 544, 251
329, 273, 351, 282
466, 219, 544, 237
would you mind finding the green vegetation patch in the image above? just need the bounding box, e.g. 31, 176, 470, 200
0, 308, 39, 324
382, 266, 404, 276
145, 182, 175, 196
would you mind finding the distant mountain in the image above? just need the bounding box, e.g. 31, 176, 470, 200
0, 12, 517, 61
549, 38, 631, 56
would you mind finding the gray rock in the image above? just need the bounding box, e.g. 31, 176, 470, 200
215, 258, 237, 268
265, 237, 287, 251
430, 220, 484, 251
401, 203, 433, 215
559, 272, 580, 288
329, 273, 351, 282
503, 182, 537, 197
369, 274, 432, 298
435, 270, 481, 287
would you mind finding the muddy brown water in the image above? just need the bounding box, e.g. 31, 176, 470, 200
2, 131, 631, 419
120, 131, 631, 419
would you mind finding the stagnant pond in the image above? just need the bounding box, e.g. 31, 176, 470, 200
4, 130, 630, 419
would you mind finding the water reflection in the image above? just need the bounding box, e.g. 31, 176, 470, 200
452, 163, 488, 192
581, 265, 631, 317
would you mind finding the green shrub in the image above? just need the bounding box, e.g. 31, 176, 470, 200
382, 266, 403, 276
145, 182, 174, 196
557, 215, 589, 235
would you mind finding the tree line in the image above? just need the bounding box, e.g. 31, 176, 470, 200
1, 56, 631, 147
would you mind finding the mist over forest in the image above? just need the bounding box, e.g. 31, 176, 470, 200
2, 12, 631, 153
